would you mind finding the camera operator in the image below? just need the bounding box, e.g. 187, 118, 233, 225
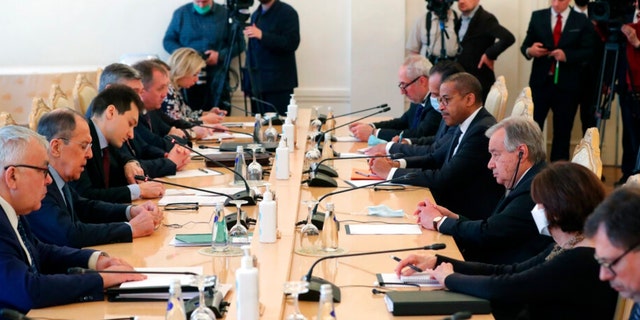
407, 0, 460, 64
619, 0, 640, 183
243, 0, 300, 116
163, 0, 246, 113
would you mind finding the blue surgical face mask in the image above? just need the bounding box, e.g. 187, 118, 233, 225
193, 3, 212, 15
430, 96, 440, 112
530, 204, 551, 236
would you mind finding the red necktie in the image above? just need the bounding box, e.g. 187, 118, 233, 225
102, 147, 110, 187
551, 14, 562, 74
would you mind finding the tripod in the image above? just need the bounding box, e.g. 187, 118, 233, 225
212, 14, 249, 116
594, 40, 621, 157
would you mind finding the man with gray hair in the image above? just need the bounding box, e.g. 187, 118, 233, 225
415, 116, 553, 264
0, 125, 143, 313
349, 55, 442, 141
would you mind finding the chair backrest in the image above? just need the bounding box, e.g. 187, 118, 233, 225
95, 67, 103, 91
484, 75, 508, 121
72, 74, 98, 115
28, 97, 51, 131
48, 84, 74, 110
0, 112, 18, 128
511, 87, 534, 118
571, 127, 603, 178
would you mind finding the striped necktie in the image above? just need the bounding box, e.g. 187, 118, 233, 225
630, 302, 640, 320
17, 219, 38, 273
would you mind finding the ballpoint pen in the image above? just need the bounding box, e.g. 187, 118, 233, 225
355, 170, 375, 177
398, 131, 404, 143
198, 168, 210, 174
390, 255, 423, 273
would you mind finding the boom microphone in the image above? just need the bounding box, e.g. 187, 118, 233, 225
164, 136, 256, 206
133, 175, 250, 229
298, 243, 446, 302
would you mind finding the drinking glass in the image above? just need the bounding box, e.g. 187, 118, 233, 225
189, 275, 217, 320
228, 200, 249, 245
283, 281, 309, 320
246, 144, 263, 181
299, 201, 320, 253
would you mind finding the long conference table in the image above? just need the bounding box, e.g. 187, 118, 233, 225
28, 109, 493, 319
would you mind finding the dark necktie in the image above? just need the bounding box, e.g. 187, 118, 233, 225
447, 127, 462, 162
62, 184, 75, 221
144, 113, 153, 132
630, 303, 640, 320
411, 105, 425, 130
102, 147, 110, 187
17, 219, 38, 273
551, 14, 562, 74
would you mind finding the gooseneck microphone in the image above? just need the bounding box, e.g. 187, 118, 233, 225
164, 136, 256, 206
250, 97, 280, 115
325, 103, 388, 121
298, 243, 446, 303
222, 101, 249, 116
313, 106, 391, 144
133, 175, 251, 229
68, 267, 198, 276
310, 153, 404, 178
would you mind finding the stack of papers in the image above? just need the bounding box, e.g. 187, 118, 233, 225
376, 273, 442, 288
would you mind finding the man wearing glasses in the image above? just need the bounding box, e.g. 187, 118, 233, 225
348, 55, 441, 142
585, 187, 640, 319
370, 72, 503, 221
25, 109, 162, 248
0, 125, 144, 313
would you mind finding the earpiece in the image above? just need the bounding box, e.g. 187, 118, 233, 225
518, 150, 524, 159
371, 288, 388, 295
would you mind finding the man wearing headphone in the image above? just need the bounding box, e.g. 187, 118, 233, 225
415, 116, 553, 265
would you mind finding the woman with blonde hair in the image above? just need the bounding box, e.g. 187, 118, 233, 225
162, 47, 227, 138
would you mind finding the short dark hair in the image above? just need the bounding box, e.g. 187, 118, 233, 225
429, 60, 464, 82
585, 186, 640, 250
132, 59, 169, 88
443, 72, 483, 105
90, 84, 143, 117
37, 108, 86, 142
99, 63, 141, 92
531, 162, 605, 232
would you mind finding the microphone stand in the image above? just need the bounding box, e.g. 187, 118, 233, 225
134, 175, 250, 230
164, 136, 256, 206
299, 243, 447, 302
305, 153, 403, 188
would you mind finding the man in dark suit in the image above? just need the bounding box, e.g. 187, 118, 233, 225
370, 72, 503, 221
349, 55, 442, 142
27, 109, 162, 248
244, 0, 300, 115
71, 85, 165, 203
416, 116, 553, 264
455, 0, 515, 102
0, 125, 143, 313
521, 0, 595, 161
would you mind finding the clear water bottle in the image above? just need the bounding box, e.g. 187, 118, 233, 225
317, 284, 337, 319
165, 279, 186, 320
321, 202, 339, 252
211, 202, 228, 252
234, 146, 247, 184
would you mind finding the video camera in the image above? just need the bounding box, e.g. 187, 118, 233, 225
589, 0, 635, 24
426, 0, 457, 20
227, 0, 254, 24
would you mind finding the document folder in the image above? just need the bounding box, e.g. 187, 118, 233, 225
106, 283, 213, 302
384, 290, 491, 316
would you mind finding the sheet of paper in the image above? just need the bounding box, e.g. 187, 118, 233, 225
201, 132, 252, 141
119, 267, 203, 289
335, 136, 359, 142
158, 195, 228, 206
376, 273, 442, 288
345, 224, 422, 235
222, 122, 255, 128
164, 187, 245, 197
190, 148, 220, 157
339, 152, 364, 158
165, 169, 222, 179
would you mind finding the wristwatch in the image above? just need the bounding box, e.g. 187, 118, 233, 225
432, 216, 443, 231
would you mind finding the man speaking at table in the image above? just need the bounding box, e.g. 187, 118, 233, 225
26, 108, 162, 248
370, 72, 502, 220
0, 125, 143, 313
415, 116, 553, 264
